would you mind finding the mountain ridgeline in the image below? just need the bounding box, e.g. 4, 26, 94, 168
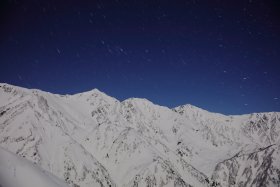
0, 83, 279, 187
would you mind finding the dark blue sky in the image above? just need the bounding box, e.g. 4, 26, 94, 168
1, 0, 280, 114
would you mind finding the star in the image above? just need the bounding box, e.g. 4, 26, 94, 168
56, 48, 61, 55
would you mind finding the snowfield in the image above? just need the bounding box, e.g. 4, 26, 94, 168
0, 147, 69, 187
0, 83, 279, 187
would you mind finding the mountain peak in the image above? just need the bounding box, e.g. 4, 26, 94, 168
173, 103, 204, 112
73, 88, 109, 98
122, 97, 152, 105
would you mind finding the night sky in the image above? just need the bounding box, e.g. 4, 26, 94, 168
1, 0, 280, 114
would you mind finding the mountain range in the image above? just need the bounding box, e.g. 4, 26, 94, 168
0, 83, 279, 187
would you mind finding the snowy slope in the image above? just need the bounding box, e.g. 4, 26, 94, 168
0, 147, 69, 187
0, 83, 279, 187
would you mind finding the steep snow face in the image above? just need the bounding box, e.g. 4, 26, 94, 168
0, 83, 280, 187
212, 144, 280, 187
173, 104, 280, 149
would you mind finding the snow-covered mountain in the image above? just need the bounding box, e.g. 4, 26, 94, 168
0, 83, 279, 187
